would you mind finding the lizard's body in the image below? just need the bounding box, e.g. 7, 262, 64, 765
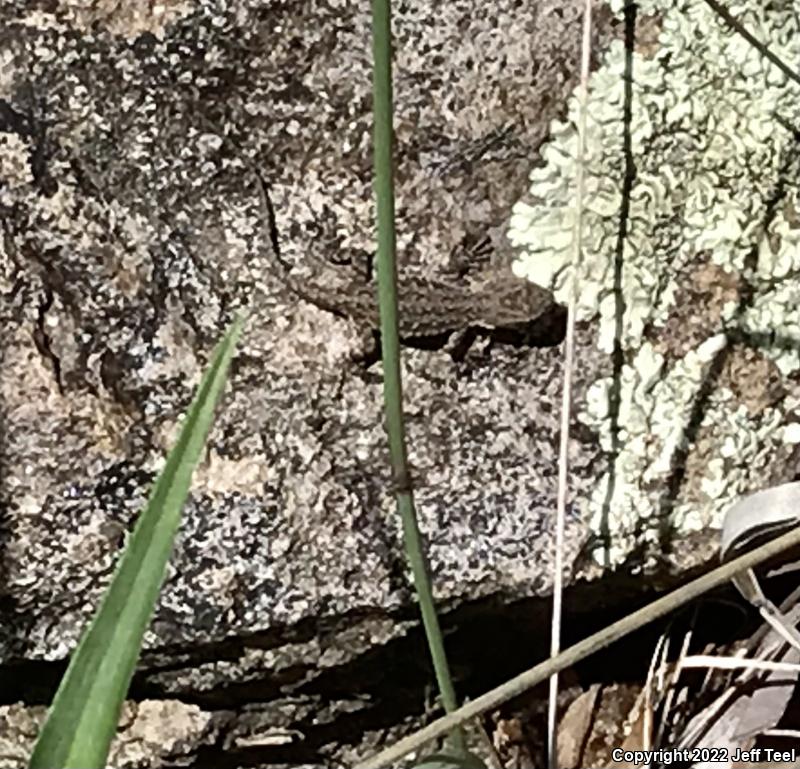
282, 266, 557, 340
248, 172, 560, 348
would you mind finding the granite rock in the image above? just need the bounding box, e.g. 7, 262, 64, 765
0, 0, 615, 764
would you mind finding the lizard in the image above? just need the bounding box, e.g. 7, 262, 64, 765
245, 169, 563, 357
196, 110, 562, 357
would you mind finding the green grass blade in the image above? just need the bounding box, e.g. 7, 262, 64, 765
28, 313, 246, 769
370, 0, 464, 755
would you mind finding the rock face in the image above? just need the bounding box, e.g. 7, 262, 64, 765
0, 700, 225, 768
0, 0, 618, 764
5, 0, 795, 763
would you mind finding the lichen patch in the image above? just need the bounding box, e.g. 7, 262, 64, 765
509, 0, 800, 565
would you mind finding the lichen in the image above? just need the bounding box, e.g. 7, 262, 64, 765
508, 0, 800, 564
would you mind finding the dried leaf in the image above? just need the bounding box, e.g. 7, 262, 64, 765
557, 685, 600, 769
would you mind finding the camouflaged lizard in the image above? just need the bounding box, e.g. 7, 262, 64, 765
248, 170, 562, 353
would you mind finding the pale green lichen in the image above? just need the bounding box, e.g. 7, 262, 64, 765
509, 0, 800, 565
741, 191, 800, 375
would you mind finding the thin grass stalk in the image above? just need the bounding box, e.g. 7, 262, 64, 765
369, 0, 465, 754
354, 520, 800, 768
547, 2, 593, 766
679, 656, 800, 673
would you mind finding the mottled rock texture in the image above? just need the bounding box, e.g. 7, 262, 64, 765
0, 699, 225, 768
0, 0, 617, 764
